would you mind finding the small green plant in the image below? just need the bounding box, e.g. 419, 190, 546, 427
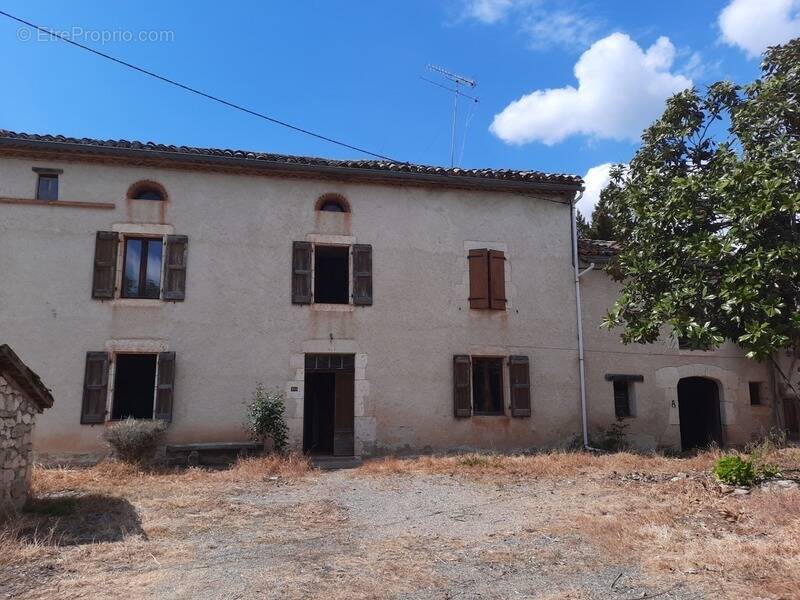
102, 418, 167, 464
592, 418, 630, 452
245, 384, 289, 454
714, 455, 757, 486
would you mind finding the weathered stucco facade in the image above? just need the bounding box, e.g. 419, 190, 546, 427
578, 255, 775, 450
0, 131, 778, 460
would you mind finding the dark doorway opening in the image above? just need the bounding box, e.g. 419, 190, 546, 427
314, 245, 349, 304
112, 354, 157, 420
303, 354, 355, 456
678, 377, 723, 450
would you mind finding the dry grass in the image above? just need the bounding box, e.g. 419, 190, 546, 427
32, 452, 316, 497
357, 448, 724, 479
0, 453, 316, 598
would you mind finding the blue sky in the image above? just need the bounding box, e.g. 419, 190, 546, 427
1, 1, 798, 215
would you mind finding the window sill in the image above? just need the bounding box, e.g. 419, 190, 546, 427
472, 412, 506, 417
112, 298, 164, 307
311, 303, 354, 312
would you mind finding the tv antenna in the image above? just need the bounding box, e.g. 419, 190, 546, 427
422, 64, 478, 167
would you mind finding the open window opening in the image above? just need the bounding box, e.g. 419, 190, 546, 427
122, 237, 163, 299
749, 382, 763, 405
111, 354, 157, 420
472, 357, 504, 415
314, 245, 349, 304
613, 381, 633, 418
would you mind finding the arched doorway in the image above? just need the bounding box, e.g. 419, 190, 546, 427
677, 377, 723, 450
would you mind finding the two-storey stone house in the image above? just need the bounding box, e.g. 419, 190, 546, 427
0, 130, 782, 461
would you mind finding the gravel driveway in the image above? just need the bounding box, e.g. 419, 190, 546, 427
7, 467, 704, 600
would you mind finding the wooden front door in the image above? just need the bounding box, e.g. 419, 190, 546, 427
304, 354, 355, 457
333, 372, 355, 456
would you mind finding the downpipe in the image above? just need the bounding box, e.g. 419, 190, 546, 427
570, 191, 594, 449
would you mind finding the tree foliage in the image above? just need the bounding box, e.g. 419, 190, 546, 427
580, 188, 618, 241
245, 384, 289, 453
602, 39, 800, 361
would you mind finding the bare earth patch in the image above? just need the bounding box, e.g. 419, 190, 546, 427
1, 449, 798, 599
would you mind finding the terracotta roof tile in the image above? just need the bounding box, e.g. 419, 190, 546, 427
0, 130, 583, 190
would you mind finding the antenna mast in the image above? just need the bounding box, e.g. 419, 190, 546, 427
423, 64, 478, 167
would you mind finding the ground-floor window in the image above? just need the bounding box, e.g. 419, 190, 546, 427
81, 351, 176, 424
112, 354, 157, 420
613, 381, 632, 418
453, 354, 531, 418
471, 357, 504, 415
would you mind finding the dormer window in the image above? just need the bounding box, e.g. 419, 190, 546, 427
315, 193, 350, 213
127, 180, 167, 201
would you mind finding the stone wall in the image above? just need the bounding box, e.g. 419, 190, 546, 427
1, 375, 37, 511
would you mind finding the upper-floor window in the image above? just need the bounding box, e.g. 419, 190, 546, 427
468, 248, 506, 310
91, 231, 188, 302
127, 180, 167, 201
315, 193, 350, 213
33, 167, 61, 201
122, 237, 163, 299
291, 241, 372, 306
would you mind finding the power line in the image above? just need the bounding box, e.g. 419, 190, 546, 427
0, 9, 402, 163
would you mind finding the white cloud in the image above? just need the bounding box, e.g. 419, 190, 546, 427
522, 10, 603, 51
490, 33, 692, 145
464, 0, 516, 23
577, 163, 613, 218
719, 0, 800, 58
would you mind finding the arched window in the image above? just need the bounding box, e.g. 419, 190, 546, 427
127, 180, 167, 202
315, 193, 350, 213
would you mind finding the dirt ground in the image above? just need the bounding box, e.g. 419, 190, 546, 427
2, 449, 799, 600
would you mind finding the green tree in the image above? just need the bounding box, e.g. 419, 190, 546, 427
602, 39, 800, 366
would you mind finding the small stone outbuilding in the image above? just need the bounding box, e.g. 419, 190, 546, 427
0, 345, 54, 511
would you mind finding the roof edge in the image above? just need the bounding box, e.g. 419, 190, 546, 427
0, 344, 54, 411
0, 133, 584, 195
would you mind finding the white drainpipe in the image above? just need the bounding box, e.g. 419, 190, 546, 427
570, 192, 594, 448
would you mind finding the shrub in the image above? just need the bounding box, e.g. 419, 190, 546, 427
714, 455, 757, 486
245, 384, 289, 454
102, 418, 167, 464
592, 419, 630, 452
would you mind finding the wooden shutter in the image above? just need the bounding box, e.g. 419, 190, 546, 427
352, 244, 373, 305
489, 250, 507, 310
155, 352, 176, 422
468, 249, 489, 309
81, 352, 109, 424
163, 235, 188, 301
292, 241, 312, 304
453, 355, 472, 417
91, 231, 118, 299
509, 355, 531, 417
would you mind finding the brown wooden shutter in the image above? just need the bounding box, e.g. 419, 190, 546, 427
489, 250, 507, 310
163, 235, 188, 301
352, 244, 373, 305
509, 355, 531, 417
81, 352, 109, 424
155, 351, 176, 422
91, 231, 119, 299
453, 355, 472, 417
292, 241, 312, 304
468, 249, 490, 309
